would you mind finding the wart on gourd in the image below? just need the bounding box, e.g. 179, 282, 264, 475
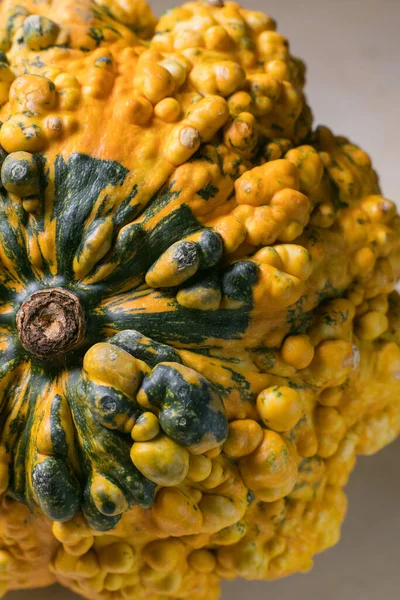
0, 0, 398, 599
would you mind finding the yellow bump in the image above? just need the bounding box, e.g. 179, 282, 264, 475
204, 25, 233, 51
142, 539, 184, 572
45, 116, 63, 139
23, 15, 59, 51
10, 74, 57, 114
154, 97, 181, 122
285, 145, 324, 194
211, 214, 246, 254
188, 549, 216, 573
130, 434, 190, 486
73, 219, 113, 280
53, 548, 79, 577
315, 406, 345, 434
224, 112, 258, 158
306, 340, 356, 387
164, 125, 201, 166
145, 240, 199, 288
368, 294, 389, 313
53, 514, 92, 545
124, 97, 153, 126
199, 492, 244, 533
64, 536, 94, 557
140, 63, 176, 104
0, 63, 15, 105
239, 430, 298, 501
54, 72, 80, 90
177, 284, 221, 311
131, 412, 160, 441
78, 571, 106, 593
0, 550, 12, 573
318, 387, 343, 407
257, 386, 302, 431
104, 573, 124, 591
190, 60, 246, 97
211, 520, 247, 546
75, 551, 101, 578
0, 116, 46, 153
23, 198, 40, 213
54, 74, 81, 110
247, 73, 280, 115
235, 159, 299, 207
257, 31, 289, 60
356, 310, 389, 341
84, 343, 142, 398
271, 188, 311, 242
186, 453, 213, 482
244, 10, 276, 33
352, 247, 376, 276
223, 420, 263, 457
317, 436, 340, 459
62, 116, 78, 134
310, 201, 335, 228
120, 584, 138, 598
361, 195, 396, 224
249, 257, 306, 311
97, 543, 135, 574
228, 90, 253, 116
281, 334, 314, 369
205, 446, 222, 459
173, 29, 204, 51
265, 58, 290, 80
91, 475, 128, 516
201, 459, 226, 489
185, 96, 230, 140
297, 429, 318, 457
141, 569, 181, 594
159, 59, 187, 88
151, 487, 203, 536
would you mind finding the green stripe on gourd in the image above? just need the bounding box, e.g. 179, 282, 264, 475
137, 362, 228, 454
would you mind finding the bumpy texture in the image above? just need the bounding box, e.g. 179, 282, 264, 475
0, 0, 399, 598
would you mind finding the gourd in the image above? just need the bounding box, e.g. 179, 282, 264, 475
0, 0, 399, 599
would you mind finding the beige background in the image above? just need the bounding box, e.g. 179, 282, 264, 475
8, 0, 400, 598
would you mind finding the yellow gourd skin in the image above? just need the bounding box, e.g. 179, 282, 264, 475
0, 1, 399, 600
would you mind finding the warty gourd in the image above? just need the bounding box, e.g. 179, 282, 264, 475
0, 1, 399, 599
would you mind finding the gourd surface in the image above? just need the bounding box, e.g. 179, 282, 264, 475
0, 1, 399, 599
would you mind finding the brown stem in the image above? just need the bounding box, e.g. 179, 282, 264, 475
16, 288, 86, 359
